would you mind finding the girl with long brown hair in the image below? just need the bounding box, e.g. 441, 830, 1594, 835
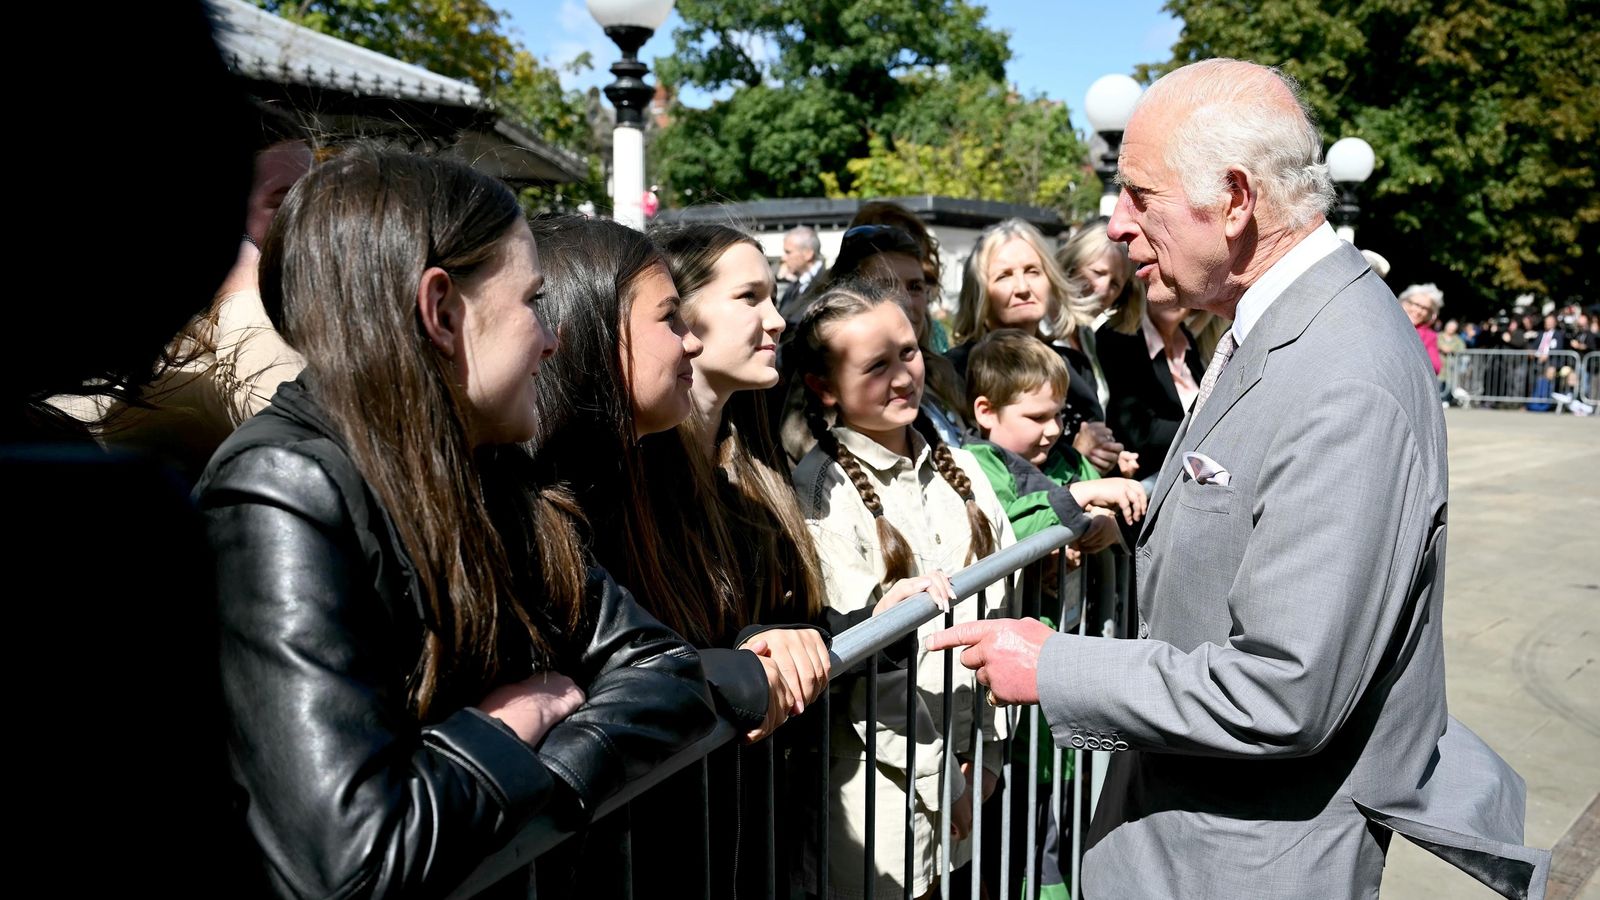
531, 217, 828, 897
198, 149, 715, 898
787, 277, 1014, 899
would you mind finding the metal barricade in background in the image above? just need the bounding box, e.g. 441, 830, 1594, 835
1446, 349, 1585, 412
1581, 352, 1600, 407
446, 525, 1127, 899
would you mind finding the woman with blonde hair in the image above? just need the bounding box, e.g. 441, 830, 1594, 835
948, 218, 1130, 476
1057, 216, 1136, 325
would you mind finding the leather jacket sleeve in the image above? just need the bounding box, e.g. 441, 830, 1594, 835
534, 567, 718, 819
203, 444, 715, 898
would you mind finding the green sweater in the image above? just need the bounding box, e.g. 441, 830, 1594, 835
965, 439, 1097, 540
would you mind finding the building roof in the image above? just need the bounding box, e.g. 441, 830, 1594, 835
655, 195, 1068, 235
210, 0, 586, 185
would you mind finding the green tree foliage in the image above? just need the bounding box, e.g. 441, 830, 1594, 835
253, 1, 606, 213
1148, 0, 1599, 314
823, 76, 1098, 220
656, 0, 1092, 206
256, 0, 516, 92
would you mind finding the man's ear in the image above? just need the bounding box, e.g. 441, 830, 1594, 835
803, 372, 837, 408
1221, 166, 1257, 240
417, 266, 461, 357
972, 395, 999, 433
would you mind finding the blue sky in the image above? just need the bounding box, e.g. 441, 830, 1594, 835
501, 0, 1182, 136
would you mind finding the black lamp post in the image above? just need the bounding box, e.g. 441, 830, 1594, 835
588, 0, 675, 230
1083, 74, 1143, 218
1326, 137, 1375, 243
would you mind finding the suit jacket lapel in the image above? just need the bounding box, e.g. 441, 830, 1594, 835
1137, 242, 1373, 547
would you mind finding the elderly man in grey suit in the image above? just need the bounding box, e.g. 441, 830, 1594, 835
929, 59, 1548, 899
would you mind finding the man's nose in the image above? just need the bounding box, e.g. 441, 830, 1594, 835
1107, 189, 1138, 243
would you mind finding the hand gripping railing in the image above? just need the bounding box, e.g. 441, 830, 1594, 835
448, 524, 1118, 899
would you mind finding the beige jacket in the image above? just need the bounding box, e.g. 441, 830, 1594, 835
792, 425, 1015, 811
50, 289, 303, 477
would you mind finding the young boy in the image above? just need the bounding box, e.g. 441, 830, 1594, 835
962, 329, 1148, 899
964, 329, 1145, 552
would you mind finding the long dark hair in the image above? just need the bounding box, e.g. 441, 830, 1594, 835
261, 147, 578, 719
786, 279, 998, 584
655, 224, 824, 626
531, 217, 742, 645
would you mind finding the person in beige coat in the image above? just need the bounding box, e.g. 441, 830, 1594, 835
787, 278, 1014, 899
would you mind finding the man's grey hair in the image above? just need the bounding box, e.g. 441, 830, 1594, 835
1135, 59, 1335, 230
785, 225, 821, 256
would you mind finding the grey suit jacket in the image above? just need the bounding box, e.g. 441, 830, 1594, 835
1036, 242, 1550, 899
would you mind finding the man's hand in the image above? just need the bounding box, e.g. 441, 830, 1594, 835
925, 618, 1055, 706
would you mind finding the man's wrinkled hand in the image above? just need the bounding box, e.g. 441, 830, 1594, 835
925, 618, 1054, 706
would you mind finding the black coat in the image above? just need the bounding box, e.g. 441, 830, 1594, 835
1096, 322, 1206, 481
198, 379, 719, 899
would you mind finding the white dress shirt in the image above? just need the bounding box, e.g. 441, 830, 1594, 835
1230, 222, 1344, 344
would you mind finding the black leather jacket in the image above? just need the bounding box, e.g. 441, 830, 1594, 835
198, 380, 718, 899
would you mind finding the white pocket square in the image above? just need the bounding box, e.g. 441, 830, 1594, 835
1182, 451, 1232, 486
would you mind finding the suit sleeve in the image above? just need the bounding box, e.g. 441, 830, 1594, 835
1038, 378, 1439, 758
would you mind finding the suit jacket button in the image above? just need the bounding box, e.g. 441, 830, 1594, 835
1138, 620, 1150, 639
1112, 740, 1130, 752
1088, 737, 1105, 750
1070, 735, 1086, 749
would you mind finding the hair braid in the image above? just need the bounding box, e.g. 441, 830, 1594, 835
805, 403, 916, 583
925, 428, 998, 564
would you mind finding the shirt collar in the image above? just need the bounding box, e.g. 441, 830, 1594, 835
1231, 222, 1343, 344
833, 422, 929, 473
1139, 308, 1190, 360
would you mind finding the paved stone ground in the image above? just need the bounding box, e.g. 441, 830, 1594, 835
1380, 409, 1600, 899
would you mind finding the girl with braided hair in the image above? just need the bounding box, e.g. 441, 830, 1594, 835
787, 278, 1015, 899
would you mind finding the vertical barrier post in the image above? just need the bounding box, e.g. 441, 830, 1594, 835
905, 637, 917, 900
817, 689, 830, 896
940, 606, 955, 890
865, 653, 878, 900
969, 587, 989, 900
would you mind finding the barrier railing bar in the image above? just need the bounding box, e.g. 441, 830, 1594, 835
444, 719, 738, 899
454, 525, 1082, 899
831, 526, 1077, 673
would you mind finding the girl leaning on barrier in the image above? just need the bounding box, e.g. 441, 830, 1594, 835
198, 149, 717, 899
788, 277, 1015, 900
529, 217, 831, 897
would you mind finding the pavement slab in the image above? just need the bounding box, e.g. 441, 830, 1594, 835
1381, 409, 1599, 899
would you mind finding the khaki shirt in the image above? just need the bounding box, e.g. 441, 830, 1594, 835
792, 425, 1015, 811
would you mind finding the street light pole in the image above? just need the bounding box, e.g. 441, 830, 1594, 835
588, 0, 675, 231
1325, 137, 1375, 244
1083, 74, 1143, 218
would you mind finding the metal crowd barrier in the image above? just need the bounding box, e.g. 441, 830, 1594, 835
446, 525, 1127, 899
1444, 348, 1586, 412
1581, 352, 1600, 407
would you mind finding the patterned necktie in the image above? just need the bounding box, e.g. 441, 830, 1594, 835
1193, 329, 1238, 413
